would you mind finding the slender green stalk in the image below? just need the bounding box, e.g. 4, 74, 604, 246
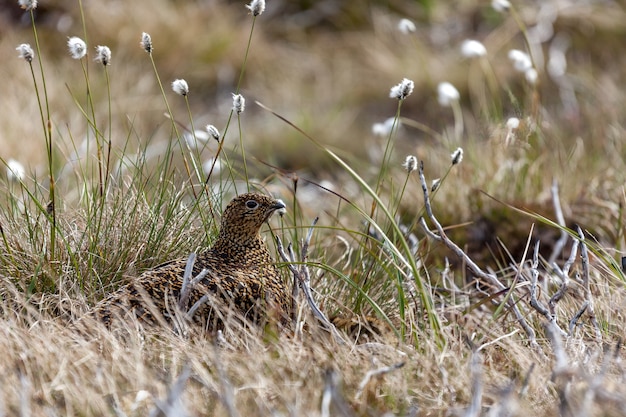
28, 9, 56, 263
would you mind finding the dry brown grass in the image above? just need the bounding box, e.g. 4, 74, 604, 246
1, 0, 626, 415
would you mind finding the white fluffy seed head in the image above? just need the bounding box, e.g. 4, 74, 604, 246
172, 79, 189, 96
246, 0, 265, 16
141, 32, 153, 53
67, 36, 87, 59
461, 39, 487, 58
508, 49, 533, 72
389, 78, 414, 100
437, 82, 460, 107
18, 0, 37, 10
525, 68, 538, 85
203, 158, 222, 176
402, 155, 418, 173
506, 117, 520, 130
372, 117, 397, 137
398, 18, 416, 34
431, 178, 441, 192
232, 93, 245, 114
492, 0, 511, 12
451, 147, 464, 165
206, 125, 220, 142
94, 45, 111, 66
16, 44, 34, 62
6, 159, 25, 182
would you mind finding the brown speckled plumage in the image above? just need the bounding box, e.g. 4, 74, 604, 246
86, 193, 289, 331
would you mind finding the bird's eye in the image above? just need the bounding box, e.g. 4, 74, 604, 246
246, 200, 259, 209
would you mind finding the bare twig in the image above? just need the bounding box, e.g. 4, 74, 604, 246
186, 294, 210, 319
355, 362, 405, 400
529, 241, 550, 318
179, 253, 196, 310
544, 321, 570, 374
569, 301, 588, 336
213, 345, 241, 417
528, 242, 567, 336
519, 363, 535, 398
322, 369, 354, 417
549, 237, 578, 320
149, 365, 191, 417
548, 179, 569, 265
578, 226, 602, 341
418, 161, 538, 349
178, 252, 210, 311
463, 353, 483, 417
276, 218, 346, 343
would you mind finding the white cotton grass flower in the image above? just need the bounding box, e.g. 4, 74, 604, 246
402, 155, 418, 173
16, 44, 34, 63
131, 390, 152, 412
372, 117, 397, 137
461, 40, 487, 58
389, 78, 414, 100
172, 79, 189, 96
431, 178, 441, 192
232, 93, 245, 114
203, 158, 222, 176
246, 0, 265, 16
525, 68, 538, 85
437, 82, 460, 107
18, 0, 37, 10
94, 45, 111, 66
6, 159, 25, 182
398, 18, 416, 35
505, 117, 520, 146
506, 117, 520, 130
184, 130, 210, 149
508, 49, 532, 72
451, 147, 464, 165
206, 124, 220, 142
67, 36, 87, 59
491, 0, 511, 12
141, 32, 153, 53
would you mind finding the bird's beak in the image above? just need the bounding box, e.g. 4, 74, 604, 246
270, 200, 286, 211
265, 199, 286, 221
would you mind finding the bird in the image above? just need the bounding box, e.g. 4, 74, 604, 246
81, 192, 290, 333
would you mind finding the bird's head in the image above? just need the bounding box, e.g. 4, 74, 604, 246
218, 193, 285, 242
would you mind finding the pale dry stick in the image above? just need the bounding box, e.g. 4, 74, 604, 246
19, 371, 30, 417
476, 329, 520, 352
354, 362, 405, 401
322, 369, 354, 417
569, 301, 588, 335
149, 366, 192, 417
549, 179, 569, 265
179, 253, 196, 310
528, 242, 567, 336
519, 363, 535, 399
576, 226, 602, 341
463, 353, 483, 417
544, 321, 570, 375
579, 345, 616, 416
177, 253, 211, 322
275, 219, 346, 343
213, 346, 241, 417
550, 237, 579, 323
417, 162, 539, 349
